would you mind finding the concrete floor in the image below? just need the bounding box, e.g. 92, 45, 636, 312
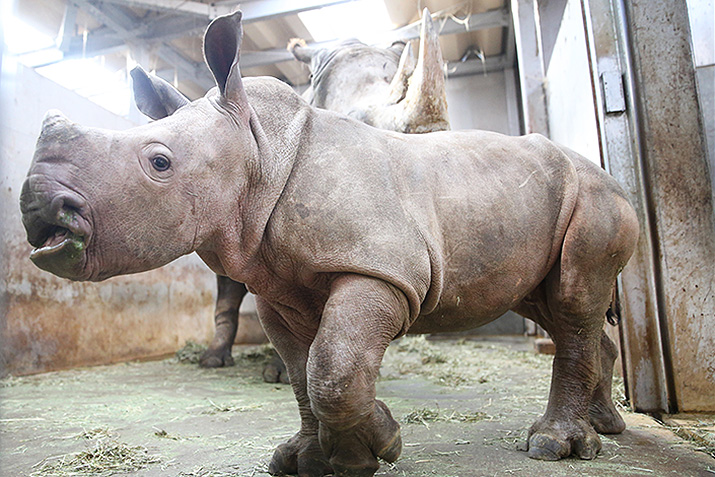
1, 336, 713, 476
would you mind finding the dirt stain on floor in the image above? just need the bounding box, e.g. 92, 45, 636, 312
1, 336, 713, 476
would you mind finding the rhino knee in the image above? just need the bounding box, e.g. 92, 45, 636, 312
307, 358, 376, 430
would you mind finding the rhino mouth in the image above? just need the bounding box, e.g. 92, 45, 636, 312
28, 207, 91, 280
30, 224, 85, 260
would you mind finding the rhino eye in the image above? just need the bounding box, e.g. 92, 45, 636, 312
151, 155, 171, 172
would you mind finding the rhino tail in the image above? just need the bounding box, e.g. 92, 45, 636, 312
605, 286, 621, 326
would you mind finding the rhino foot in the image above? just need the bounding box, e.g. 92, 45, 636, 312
262, 351, 290, 384
268, 432, 333, 477
523, 417, 601, 461
199, 348, 235, 368
318, 400, 402, 477
589, 400, 626, 434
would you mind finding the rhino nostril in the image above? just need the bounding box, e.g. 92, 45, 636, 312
47, 194, 86, 219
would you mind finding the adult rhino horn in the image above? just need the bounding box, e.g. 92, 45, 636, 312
396, 8, 450, 133
387, 41, 416, 104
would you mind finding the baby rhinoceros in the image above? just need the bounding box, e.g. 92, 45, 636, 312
20, 11, 638, 477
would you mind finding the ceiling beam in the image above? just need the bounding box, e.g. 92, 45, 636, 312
394, 8, 509, 40
239, 0, 359, 23
445, 55, 509, 77
91, 0, 235, 18
62, 15, 207, 60
94, 0, 358, 20
60, 0, 360, 64
69, 0, 216, 89
240, 8, 510, 70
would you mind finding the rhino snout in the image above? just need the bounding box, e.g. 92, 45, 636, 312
20, 179, 92, 280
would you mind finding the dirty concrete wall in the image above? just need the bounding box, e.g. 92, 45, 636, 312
0, 60, 216, 376
543, 0, 600, 163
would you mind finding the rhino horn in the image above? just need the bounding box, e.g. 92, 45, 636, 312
37, 111, 84, 147
396, 8, 450, 133
387, 41, 416, 104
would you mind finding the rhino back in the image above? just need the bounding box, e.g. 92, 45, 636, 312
260, 100, 579, 330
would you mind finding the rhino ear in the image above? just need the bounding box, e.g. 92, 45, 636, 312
204, 11, 248, 111
388, 40, 407, 57
130, 66, 189, 120
288, 38, 315, 64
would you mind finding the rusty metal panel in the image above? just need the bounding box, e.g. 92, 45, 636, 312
622, 0, 715, 412
582, 0, 672, 412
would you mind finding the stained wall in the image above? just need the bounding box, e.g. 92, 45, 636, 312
0, 61, 216, 375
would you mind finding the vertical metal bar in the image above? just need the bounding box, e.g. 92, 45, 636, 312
510, 0, 550, 135
58, 4, 79, 53
622, 0, 715, 413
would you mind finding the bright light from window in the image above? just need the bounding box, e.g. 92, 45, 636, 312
36, 59, 132, 117
4, 17, 55, 55
298, 0, 396, 44
4, 15, 132, 117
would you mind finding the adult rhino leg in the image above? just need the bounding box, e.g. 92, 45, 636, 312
262, 349, 290, 384
258, 298, 333, 477
308, 274, 407, 477
518, 188, 637, 461
199, 276, 246, 368
589, 330, 626, 434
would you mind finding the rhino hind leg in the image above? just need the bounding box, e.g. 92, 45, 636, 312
516, 181, 638, 461
589, 331, 626, 434
262, 349, 290, 384
199, 276, 246, 368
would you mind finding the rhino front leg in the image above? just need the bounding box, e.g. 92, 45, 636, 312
199, 276, 246, 368
257, 298, 333, 477
308, 275, 407, 477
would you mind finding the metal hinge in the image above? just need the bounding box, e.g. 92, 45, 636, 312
601, 70, 627, 114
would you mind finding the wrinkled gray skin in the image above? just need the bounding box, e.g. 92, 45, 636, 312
160, 8, 450, 374
21, 12, 639, 476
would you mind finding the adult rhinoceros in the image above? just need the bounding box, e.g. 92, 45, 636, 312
21, 11, 638, 476
130, 9, 450, 373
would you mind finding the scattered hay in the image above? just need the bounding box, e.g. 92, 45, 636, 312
203, 399, 263, 415
483, 429, 528, 451
31, 436, 161, 476
0, 375, 21, 387
153, 427, 181, 440
403, 407, 488, 428
403, 408, 441, 425
662, 416, 715, 459
174, 341, 274, 366
178, 465, 242, 477
385, 336, 478, 387
234, 344, 275, 363
435, 371, 473, 387
395, 336, 448, 365
76, 428, 115, 440
175, 341, 207, 364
